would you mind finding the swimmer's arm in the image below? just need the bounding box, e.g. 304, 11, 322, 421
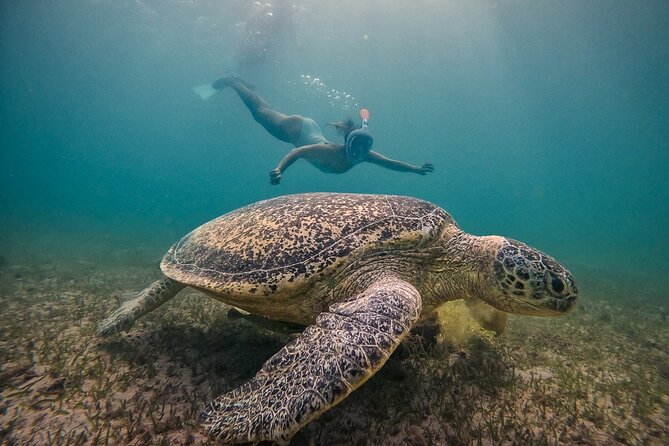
270, 145, 329, 184
366, 151, 435, 175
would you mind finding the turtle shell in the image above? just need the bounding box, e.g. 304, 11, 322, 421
161, 193, 454, 296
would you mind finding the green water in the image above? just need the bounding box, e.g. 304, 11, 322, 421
1, 0, 668, 288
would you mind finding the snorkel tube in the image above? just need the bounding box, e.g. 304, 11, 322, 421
345, 108, 374, 160
360, 108, 370, 130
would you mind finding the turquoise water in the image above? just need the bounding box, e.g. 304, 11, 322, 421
1, 0, 667, 286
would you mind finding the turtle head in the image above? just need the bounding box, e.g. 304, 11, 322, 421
483, 238, 578, 316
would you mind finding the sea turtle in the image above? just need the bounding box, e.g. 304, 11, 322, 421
97, 192, 578, 444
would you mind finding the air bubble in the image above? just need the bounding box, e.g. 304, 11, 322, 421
297, 73, 359, 110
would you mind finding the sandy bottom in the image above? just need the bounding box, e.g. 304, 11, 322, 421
0, 252, 667, 445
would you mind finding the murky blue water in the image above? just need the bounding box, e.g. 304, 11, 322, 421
1, 1, 667, 290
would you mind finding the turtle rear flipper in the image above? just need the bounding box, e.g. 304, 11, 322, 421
200, 276, 422, 445
97, 276, 185, 336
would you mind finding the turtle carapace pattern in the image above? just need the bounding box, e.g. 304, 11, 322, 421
162, 194, 449, 298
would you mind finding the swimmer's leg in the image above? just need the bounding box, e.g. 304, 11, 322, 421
214, 77, 303, 144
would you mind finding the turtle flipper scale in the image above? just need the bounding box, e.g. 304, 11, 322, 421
200, 276, 422, 445
97, 276, 185, 336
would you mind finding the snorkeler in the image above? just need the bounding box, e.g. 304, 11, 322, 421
206, 76, 434, 185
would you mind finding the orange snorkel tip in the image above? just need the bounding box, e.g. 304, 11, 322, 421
360, 108, 369, 129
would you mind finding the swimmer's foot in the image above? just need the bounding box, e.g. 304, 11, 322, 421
211, 77, 232, 90
212, 76, 255, 91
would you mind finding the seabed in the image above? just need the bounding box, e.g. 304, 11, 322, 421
0, 252, 667, 445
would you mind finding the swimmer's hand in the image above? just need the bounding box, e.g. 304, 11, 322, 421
269, 169, 282, 185
417, 162, 435, 175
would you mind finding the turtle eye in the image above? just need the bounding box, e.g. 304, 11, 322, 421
545, 271, 566, 295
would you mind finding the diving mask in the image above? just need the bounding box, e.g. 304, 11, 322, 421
345, 108, 374, 161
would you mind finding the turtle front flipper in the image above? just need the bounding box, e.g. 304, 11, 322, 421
464, 297, 508, 335
97, 276, 185, 336
200, 276, 422, 445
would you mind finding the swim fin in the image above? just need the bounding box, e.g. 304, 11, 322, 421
193, 83, 219, 100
